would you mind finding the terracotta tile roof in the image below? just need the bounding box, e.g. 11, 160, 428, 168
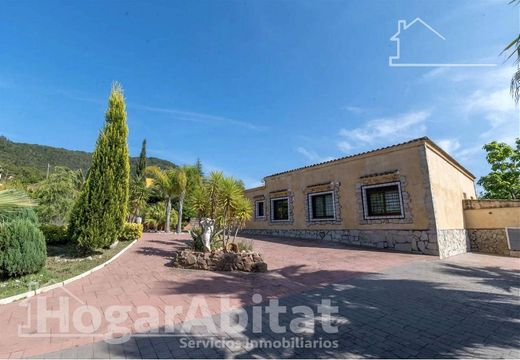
263, 137, 474, 180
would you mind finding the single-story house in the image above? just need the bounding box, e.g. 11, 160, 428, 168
242, 137, 478, 259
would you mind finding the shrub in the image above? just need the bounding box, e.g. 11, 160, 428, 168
189, 226, 222, 252
237, 239, 254, 252
40, 224, 68, 244
143, 203, 178, 232
119, 223, 143, 241
34, 166, 82, 225
0, 207, 38, 225
0, 219, 47, 277
189, 227, 205, 251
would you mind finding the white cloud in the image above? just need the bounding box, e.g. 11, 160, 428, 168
342, 106, 365, 114
421, 67, 450, 80
338, 110, 431, 147
129, 103, 266, 132
424, 65, 518, 176
437, 138, 461, 154
454, 144, 484, 163
296, 147, 334, 163
337, 140, 353, 153
460, 71, 519, 145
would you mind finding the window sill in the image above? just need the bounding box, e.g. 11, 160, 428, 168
364, 215, 405, 220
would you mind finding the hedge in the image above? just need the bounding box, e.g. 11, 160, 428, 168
0, 208, 39, 225
40, 224, 68, 244
119, 223, 143, 241
0, 218, 47, 277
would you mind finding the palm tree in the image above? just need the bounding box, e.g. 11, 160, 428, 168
504, 0, 520, 103
173, 167, 188, 234
146, 166, 179, 233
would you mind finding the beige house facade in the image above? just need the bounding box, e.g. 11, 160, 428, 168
242, 137, 478, 259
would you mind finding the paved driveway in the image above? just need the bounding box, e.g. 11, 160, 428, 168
1, 233, 518, 358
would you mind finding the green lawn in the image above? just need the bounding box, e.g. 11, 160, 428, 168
0, 240, 133, 299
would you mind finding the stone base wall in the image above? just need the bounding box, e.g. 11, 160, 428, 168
468, 228, 519, 257
435, 229, 468, 259
240, 228, 439, 256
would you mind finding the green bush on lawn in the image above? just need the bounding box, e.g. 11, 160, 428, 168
119, 223, 143, 241
0, 218, 47, 277
40, 224, 68, 244
0, 207, 39, 225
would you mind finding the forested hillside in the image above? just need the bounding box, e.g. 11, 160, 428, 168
0, 136, 175, 183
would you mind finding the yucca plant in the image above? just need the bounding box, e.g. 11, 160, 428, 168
187, 171, 252, 251
230, 196, 253, 243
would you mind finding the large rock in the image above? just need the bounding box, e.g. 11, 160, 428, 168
184, 253, 196, 266
252, 262, 268, 272
172, 249, 267, 272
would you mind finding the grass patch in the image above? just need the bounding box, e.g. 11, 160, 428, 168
0, 240, 133, 299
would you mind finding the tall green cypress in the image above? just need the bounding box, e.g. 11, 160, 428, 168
69, 83, 130, 250
136, 139, 147, 180
195, 157, 204, 177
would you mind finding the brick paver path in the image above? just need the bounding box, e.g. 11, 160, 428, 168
1, 233, 518, 358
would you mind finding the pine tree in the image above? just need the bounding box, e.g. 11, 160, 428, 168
68, 83, 130, 250
136, 139, 147, 181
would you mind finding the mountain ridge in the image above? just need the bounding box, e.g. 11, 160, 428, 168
0, 136, 176, 183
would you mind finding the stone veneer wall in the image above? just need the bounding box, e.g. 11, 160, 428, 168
434, 229, 468, 259
240, 228, 439, 255
468, 228, 519, 257
419, 146, 470, 260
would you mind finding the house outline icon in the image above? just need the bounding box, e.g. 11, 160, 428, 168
388, 17, 496, 68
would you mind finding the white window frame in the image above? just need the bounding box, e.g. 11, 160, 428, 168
308, 190, 336, 221
254, 200, 265, 219
270, 196, 290, 222
361, 181, 405, 220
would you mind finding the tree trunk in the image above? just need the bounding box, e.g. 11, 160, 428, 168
222, 208, 228, 249
233, 226, 240, 243
176, 192, 185, 234
165, 197, 171, 233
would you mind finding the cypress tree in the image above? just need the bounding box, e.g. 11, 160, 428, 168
69, 83, 130, 250
136, 139, 147, 181
195, 157, 204, 177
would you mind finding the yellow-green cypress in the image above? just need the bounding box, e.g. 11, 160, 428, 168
69, 83, 130, 250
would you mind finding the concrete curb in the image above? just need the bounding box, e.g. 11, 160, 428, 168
0, 239, 138, 306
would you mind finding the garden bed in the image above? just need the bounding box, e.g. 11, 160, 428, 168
172, 248, 268, 272
0, 240, 133, 299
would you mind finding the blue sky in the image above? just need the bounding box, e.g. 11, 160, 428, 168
0, 0, 518, 188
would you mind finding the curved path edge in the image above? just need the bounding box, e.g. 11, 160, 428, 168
0, 239, 138, 306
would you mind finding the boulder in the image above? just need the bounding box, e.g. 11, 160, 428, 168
252, 262, 268, 272
172, 249, 266, 272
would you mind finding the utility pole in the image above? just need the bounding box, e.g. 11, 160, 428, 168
46, 163, 50, 179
